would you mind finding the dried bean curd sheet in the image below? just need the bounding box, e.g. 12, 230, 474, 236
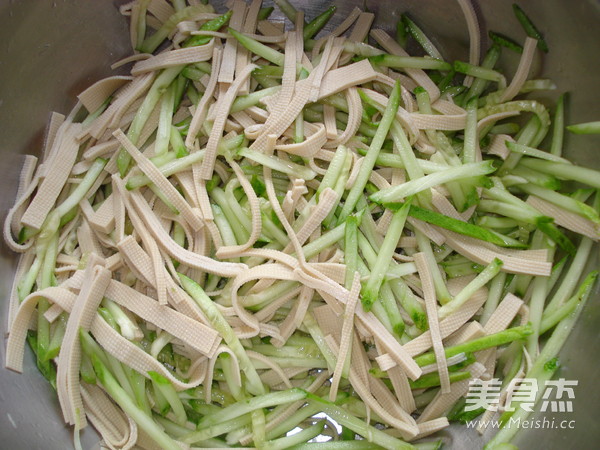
3, 1, 599, 449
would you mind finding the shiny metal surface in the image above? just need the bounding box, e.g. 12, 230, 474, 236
0, 1, 598, 449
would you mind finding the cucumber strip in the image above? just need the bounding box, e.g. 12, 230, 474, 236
179, 274, 265, 395
262, 421, 325, 450
170, 125, 189, 157
438, 258, 503, 319
101, 298, 142, 340
370, 161, 495, 204
550, 93, 566, 155
540, 271, 598, 334
140, 5, 215, 53
273, 0, 300, 22
488, 31, 523, 53
258, 6, 275, 21
155, 84, 176, 156
454, 61, 504, 82
476, 216, 519, 229
465, 45, 502, 101
415, 324, 532, 366
518, 157, 600, 188
370, 54, 452, 71
181, 65, 205, 81
516, 183, 600, 224
479, 100, 550, 149
148, 371, 187, 424
239, 148, 316, 180
301, 222, 346, 259
197, 388, 307, 430
489, 122, 520, 135
409, 370, 471, 390
231, 86, 280, 112
354, 143, 448, 173
303, 6, 336, 41
344, 214, 360, 290
544, 236, 593, 314
401, 14, 444, 60
489, 286, 594, 447
397, 203, 517, 247
264, 403, 323, 441
84, 339, 182, 450
82, 96, 111, 126
55, 158, 108, 219
338, 80, 402, 223
505, 141, 569, 163
118, 67, 182, 176
229, 28, 285, 66
415, 228, 453, 305
361, 200, 411, 310
126, 150, 205, 190
507, 166, 561, 190
290, 443, 408, 450
512, 3, 549, 53
396, 18, 409, 48
463, 98, 479, 164
566, 120, 600, 134
44, 313, 67, 362
480, 271, 508, 326
302, 311, 338, 371
183, 10, 233, 48
306, 394, 414, 449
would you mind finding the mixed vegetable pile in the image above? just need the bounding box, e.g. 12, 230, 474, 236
4, 0, 599, 449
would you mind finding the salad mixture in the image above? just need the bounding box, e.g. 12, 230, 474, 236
3, 0, 599, 449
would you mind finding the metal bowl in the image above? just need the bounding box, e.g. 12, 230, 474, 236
0, 1, 598, 448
